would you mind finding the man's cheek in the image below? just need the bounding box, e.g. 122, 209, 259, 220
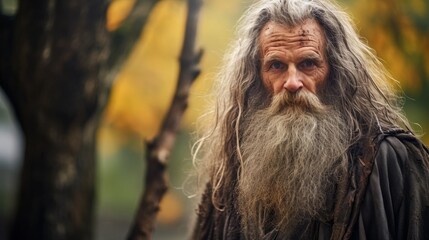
261, 74, 277, 93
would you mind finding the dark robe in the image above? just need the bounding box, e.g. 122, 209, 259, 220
192, 129, 429, 239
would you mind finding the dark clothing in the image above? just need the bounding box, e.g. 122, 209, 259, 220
192, 129, 429, 239
353, 131, 429, 239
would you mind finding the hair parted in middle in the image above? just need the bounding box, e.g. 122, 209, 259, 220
192, 0, 410, 209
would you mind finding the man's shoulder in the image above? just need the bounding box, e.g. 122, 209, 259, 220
351, 130, 429, 239
372, 128, 429, 184
374, 128, 429, 164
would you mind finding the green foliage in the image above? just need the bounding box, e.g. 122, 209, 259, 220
97, 130, 193, 221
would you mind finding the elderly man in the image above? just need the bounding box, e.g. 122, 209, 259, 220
191, 0, 429, 239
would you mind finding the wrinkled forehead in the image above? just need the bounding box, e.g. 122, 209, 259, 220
258, 18, 327, 55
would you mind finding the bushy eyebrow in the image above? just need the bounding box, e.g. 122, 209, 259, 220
298, 54, 323, 62
261, 55, 281, 64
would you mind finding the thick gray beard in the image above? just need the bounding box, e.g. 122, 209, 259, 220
238, 91, 350, 238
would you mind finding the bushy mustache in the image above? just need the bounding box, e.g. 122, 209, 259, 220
268, 90, 327, 114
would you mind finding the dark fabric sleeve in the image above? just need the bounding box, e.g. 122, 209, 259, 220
354, 135, 429, 240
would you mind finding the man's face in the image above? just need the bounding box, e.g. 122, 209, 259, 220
259, 19, 329, 95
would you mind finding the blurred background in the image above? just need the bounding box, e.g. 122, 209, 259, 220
0, 0, 428, 239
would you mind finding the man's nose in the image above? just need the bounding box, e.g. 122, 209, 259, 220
283, 66, 303, 93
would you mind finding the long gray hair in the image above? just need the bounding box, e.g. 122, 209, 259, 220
192, 0, 411, 208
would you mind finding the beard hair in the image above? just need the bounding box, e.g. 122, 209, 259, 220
238, 90, 350, 238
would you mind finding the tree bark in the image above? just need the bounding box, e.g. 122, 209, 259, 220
8, 1, 110, 239
1, 0, 156, 239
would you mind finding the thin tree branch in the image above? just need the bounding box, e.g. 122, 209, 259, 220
107, 0, 158, 72
126, 0, 203, 238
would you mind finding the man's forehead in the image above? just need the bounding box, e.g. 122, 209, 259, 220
261, 18, 324, 35
259, 19, 327, 53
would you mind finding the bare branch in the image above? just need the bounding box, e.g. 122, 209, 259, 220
107, 0, 158, 72
126, 0, 203, 238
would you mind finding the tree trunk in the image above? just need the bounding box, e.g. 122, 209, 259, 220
0, 0, 157, 238
9, 0, 111, 239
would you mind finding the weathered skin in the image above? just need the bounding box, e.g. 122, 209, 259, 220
259, 19, 329, 95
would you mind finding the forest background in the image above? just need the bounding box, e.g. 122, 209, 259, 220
0, 0, 428, 239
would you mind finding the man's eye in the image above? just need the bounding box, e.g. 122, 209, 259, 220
300, 59, 316, 69
269, 61, 285, 70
